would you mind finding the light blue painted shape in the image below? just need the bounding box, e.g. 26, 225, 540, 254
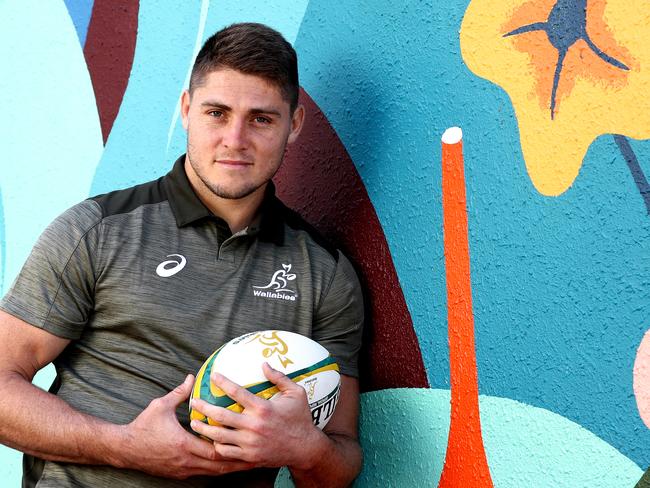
63, 0, 94, 46
481, 393, 643, 487
0, 186, 5, 296
0, 1, 102, 481
278, 389, 642, 487
0, 0, 102, 296
276, 388, 451, 488
294, 0, 650, 467
0, 447, 23, 486
165, 0, 310, 163
355, 390, 450, 487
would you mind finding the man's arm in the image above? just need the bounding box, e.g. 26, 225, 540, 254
288, 373, 363, 487
0, 310, 254, 480
190, 363, 363, 487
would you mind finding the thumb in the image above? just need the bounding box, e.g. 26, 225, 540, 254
161, 374, 194, 408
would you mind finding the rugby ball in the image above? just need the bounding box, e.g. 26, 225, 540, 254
190, 330, 341, 430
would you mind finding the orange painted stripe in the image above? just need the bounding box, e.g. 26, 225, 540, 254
438, 130, 493, 488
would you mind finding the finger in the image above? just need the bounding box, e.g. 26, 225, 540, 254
160, 374, 194, 409
262, 362, 298, 392
185, 455, 254, 476
211, 372, 262, 410
184, 430, 224, 459
190, 420, 243, 446
213, 443, 249, 462
191, 399, 250, 430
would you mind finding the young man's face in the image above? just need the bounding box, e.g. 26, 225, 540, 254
180, 68, 303, 202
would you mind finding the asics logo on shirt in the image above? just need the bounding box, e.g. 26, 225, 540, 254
156, 254, 187, 277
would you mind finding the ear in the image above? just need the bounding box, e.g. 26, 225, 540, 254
287, 104, 305, 144
180, 90, 191, 130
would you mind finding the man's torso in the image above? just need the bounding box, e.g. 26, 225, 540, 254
2, 158, 363, 487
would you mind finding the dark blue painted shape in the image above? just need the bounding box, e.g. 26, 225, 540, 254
504, 0, 629, 119
63, 0, 94, 46
615, 135, 650, 215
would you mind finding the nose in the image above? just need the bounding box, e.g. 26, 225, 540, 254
221, 117, 248, 150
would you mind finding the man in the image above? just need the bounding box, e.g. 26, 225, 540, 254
0, 23, 364, 487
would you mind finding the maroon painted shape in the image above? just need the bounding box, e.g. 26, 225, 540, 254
83, 0, 139, 143
275, 90, 429, 392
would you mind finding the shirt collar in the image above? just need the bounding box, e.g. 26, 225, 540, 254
164, 155, 213, 227
256, 184, 286, 245
163, 155, 285, 245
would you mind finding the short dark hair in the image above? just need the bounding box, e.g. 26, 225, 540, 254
189, 23, 299, 112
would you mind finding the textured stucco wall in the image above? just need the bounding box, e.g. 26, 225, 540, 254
1, 1, 649, 486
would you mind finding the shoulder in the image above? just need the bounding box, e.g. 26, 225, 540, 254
41, 199, 103, 243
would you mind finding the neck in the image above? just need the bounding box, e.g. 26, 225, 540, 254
184, 160, 266, 234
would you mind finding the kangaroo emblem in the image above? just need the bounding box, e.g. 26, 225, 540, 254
254, 264, 297, 294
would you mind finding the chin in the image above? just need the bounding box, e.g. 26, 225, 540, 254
210, 183, 261, 200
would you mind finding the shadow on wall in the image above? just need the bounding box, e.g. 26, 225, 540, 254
276, 87, 429, 392
637, 469, 650, 488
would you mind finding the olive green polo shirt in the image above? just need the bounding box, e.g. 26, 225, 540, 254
0, 156, 364, 488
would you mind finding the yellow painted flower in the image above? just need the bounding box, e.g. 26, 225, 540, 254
460, 0, 650, 195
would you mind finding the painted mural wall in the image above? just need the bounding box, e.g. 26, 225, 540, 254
1, 1, 649, 486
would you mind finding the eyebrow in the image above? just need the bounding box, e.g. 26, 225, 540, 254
200, 101, 282, 117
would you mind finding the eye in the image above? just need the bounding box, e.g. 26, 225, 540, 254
254, 116, 272, 124
208, 110, 223, 118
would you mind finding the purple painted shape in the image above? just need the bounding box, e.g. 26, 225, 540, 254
83, 0, 139, 143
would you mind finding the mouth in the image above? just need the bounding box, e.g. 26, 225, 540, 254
215, 159, 254, 167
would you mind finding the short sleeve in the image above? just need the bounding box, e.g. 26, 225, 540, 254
0, 200, 103, 339
312, 251, 364, 378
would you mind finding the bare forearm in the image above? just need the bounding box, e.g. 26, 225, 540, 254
289, 431, 363, 488
0, 372, 125, 467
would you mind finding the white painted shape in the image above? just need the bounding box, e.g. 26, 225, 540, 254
633, 328, 650, 428
0, 0, 102, 292
166, 0, 210, 151
442, 126, 463, 144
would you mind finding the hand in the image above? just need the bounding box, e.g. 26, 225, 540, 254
120, 374, 255, 480
190, 363, 328, 470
